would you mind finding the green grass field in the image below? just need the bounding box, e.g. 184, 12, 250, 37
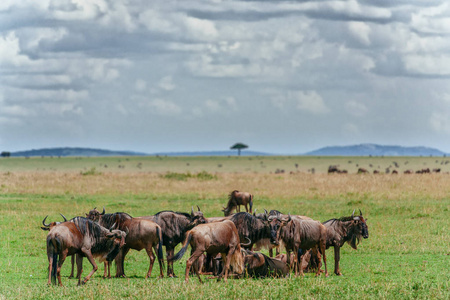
0, 156, 449, 299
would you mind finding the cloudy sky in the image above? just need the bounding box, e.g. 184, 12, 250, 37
1, 0, 450, 154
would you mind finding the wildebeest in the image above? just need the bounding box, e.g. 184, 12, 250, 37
357, 168, 369, 174
268, 213, 328, 277
328, 165, 347, 174
242, 249, 289, 278
222, 190, 253, 216
321, 209, 369, 275
404, 169, 413, 174
170, 220, 245, 283
45, 217, 126, 286
143, 206, 207, 277
229, 212, 271, 252
42, 214, 88, 279
86, 208, 164, 279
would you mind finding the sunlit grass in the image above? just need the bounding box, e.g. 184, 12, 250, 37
0, 156, 449, 299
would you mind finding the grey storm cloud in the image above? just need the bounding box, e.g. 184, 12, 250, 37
1, 0, 450, 154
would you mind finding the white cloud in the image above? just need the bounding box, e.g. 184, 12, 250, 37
403, 54, 450, 76
158, 76, 175, 91
135, 79, 147, 92
148, 99, 182, 116
348, 21, 371, 46
345, 101, 368, 117
430, 112, 450, 133
294, 91, 329, 114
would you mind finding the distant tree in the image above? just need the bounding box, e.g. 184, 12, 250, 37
1, 151, 11, 158
230, 143, 248, 156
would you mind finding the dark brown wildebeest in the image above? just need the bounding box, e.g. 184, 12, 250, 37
170, 220, 245, 283
86, 208, 164, 279
328, 165, 339, 173
242, 249, 289, 278
321, 209, 369, 275
229, 212, 272, 252
45, 217, 126, 286
268, 213, 328, 277
433, 168, 441, 173
404, 169, 413, 174
222, 190, 253, 216
357, 168, 369, 174
143, 207, 207, 277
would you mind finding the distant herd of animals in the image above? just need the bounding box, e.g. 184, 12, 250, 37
41, 190, 369, 285
328, 165, 442, 174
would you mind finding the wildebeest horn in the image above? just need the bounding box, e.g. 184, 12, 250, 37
264, 209, 268, 215
267, 215, 275, 221
101, 207, 105, 215
60, 213, 67, 222
124, 226, 129, 235
359, 209, 363, 216
352, 209, 355, 217
191, 206, 194, 215
197, 205, 201, 212
42, 215, 50, 227
240, 237, 252, 247
109, 222, 116, 232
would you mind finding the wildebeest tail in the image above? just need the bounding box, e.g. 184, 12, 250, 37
169, 233, 192, 262
249, 194, 253, 214
48, 236, 60, 284
156, 226, 164, 264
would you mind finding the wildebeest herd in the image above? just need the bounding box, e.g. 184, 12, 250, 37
41, 190, 369, 285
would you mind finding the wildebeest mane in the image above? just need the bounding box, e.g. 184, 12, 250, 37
73, 217, 104, 242
230, 212, 270, 245
153, 210, 191, 220
99, 212, 133, 228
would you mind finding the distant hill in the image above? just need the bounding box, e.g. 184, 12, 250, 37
305, 144, 448, 156
153, 150, 270, 156
11, 147, 148, 157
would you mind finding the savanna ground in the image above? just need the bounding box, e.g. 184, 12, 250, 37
0, 156, 449, 299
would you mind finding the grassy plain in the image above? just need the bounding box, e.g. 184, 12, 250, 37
0, 156, 449, 299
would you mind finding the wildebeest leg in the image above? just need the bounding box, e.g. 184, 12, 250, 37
166, 247, 177, 277
115, 247, 130, 278
145, 247, 155, 279
103, 261, 111, 278
76, 253, 83, 286
237, 205, 240, 213
334, 246, 342, 276
184, 249, 204, 283
80, 248, 98, 285
47, 253, 54, 285
68, 255, 75, 278
221, 248, 235, 282
319, 241, 328, 277
154, 244, 164, 278
56, 249, 69, 286
269, 248, 273, 258
244, 203, 249, 212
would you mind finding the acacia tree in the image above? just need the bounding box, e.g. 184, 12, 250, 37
230, 143, 248, 156
1, 151, 11, 158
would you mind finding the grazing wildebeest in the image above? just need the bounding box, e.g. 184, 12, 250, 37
321, 209, 369, 275
357, 168, 369, 174
143, 207, 207, 277
404, 169, 413, 174
268, 213, 328, 277
45, 217, 126, 286
86, 208, 164, 279
328, 165, 339, 173
229, 212, 271, 252
433, 168, 441, 173
222, 190, 253, 216
242, 249, 289, 278
170, 220, 245, 283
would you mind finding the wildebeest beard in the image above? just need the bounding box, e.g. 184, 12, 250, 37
106, 243, 121, 262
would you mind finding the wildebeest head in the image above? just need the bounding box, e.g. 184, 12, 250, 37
348, 209, 369, 249
189, 206, 207, 227
40, 214, 68, 231
86, 207, 106, 222
267, 213, 291, 245
104, 225, 127, 262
